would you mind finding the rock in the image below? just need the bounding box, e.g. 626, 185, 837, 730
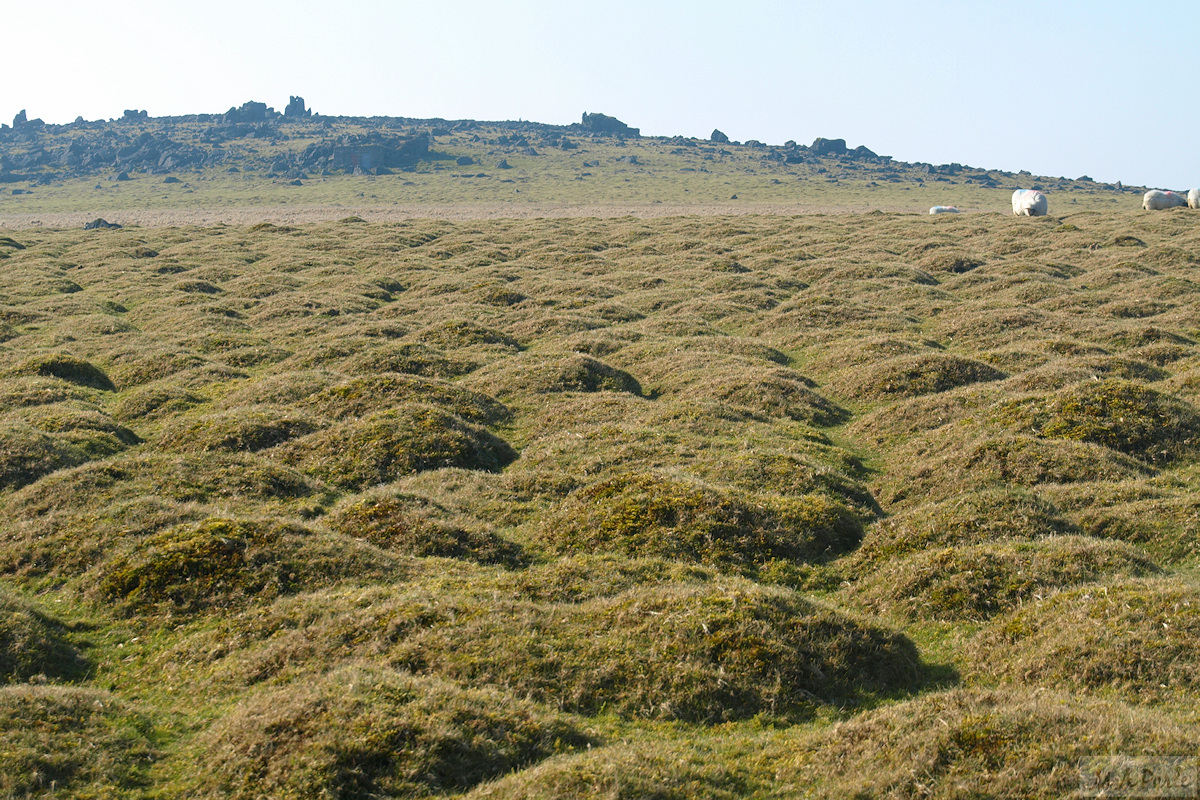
84, 218, 122, 230
163, 176, 181, 183
115, 171, 131, 181
578, 112, 640, 136
710, 129, 730, 143
283, 96, 310, 118
12, 110, 26, 128
456, 156, 475, 166
121, 110, 148, 122
497, 159, 512, 169
12, 189, 31, 195
810, 137, 848, 156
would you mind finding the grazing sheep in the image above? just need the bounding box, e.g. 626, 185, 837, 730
1011, 189, 1048, 216
1188, 188, 1199, 209
1142, 190, 1187, 210
929, 206, 960, 214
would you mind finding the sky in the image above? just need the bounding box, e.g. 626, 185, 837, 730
7, 1, 1198, 189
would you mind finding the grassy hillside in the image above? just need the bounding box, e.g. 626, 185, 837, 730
0, 204, 1198, 797
0, 114, 1150, 220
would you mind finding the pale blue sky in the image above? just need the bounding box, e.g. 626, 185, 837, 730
9, 1, 1198, 188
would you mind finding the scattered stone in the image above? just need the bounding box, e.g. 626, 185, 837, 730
83, 218, 122, 230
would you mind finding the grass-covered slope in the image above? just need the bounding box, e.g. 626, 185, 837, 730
0, 207, 1198, 796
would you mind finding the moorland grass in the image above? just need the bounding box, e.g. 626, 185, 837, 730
0, 208, 1197, 796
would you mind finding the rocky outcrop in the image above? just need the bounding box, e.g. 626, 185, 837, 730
710, 129, 730, 143
284, 96, 310, 118
577, 112, 640, 137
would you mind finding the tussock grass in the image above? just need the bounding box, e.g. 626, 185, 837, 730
848, 536, 1159, 621
153, 405, 323, 453
540, 471, 863, 568
326, 489, 526, 566
0, 209, 1198, 794
185, 665, 591, 799
0, 589, 88, 682
855, 488, 1077, 562
993, 378, 1200, 464
0, 685, 157, 798
827, 351, 1005, 400
276, 405, 517, 490
785, 687, 1200, 799
969, 577, 1200, 702
304, 372, 512, 424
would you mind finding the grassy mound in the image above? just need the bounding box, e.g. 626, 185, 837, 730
14, 403, 140, 457
541, 472, 863, 568
786, 687, 1200, 799
0, 590, 87, 682
855, 488, 1077, 562
385, 580, 920, 722
113, 384, 208, 421
968, 577, 1200, 701
6, 353, 115, 391
0, 419, 88, 490
0, 685, 156, 798
828, 352, 1005, 400
154, 405, 323, 453
875, 431, 1156, 506
278, 406, 517, 490
994, 379, 1200, 464
95, 517, 407, 614
304, 372, 511, 424
848, 536, 1159, 621
417, 319, 522, 351
678, 367, 849, 426
341, 341, 479, 378
464, 743, 756, 800
688, 448, 879, 517
326, 490, 526, 566
185, 666, 590, 799
0, 376, 101, 411
495, 554, 718, 603
468, 353, 643, 398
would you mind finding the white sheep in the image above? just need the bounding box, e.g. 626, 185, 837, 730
1142, 190, 1187, 210
929, 206, 960, 214
1011, 189, 1048, 216
1188, 188, 1199, 209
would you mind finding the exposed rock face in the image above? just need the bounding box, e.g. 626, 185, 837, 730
810, 137, 848, 156
710, 129, 730, 143
578, 112, 640, 137
13, 110, 27, 128
121, 110, 149, 122
284, 96, 310, 118
225, 101, 271, 123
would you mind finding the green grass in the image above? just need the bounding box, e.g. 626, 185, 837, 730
0, 205, 1198, 796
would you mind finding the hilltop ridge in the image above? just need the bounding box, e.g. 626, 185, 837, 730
1, 100, 1140, 196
